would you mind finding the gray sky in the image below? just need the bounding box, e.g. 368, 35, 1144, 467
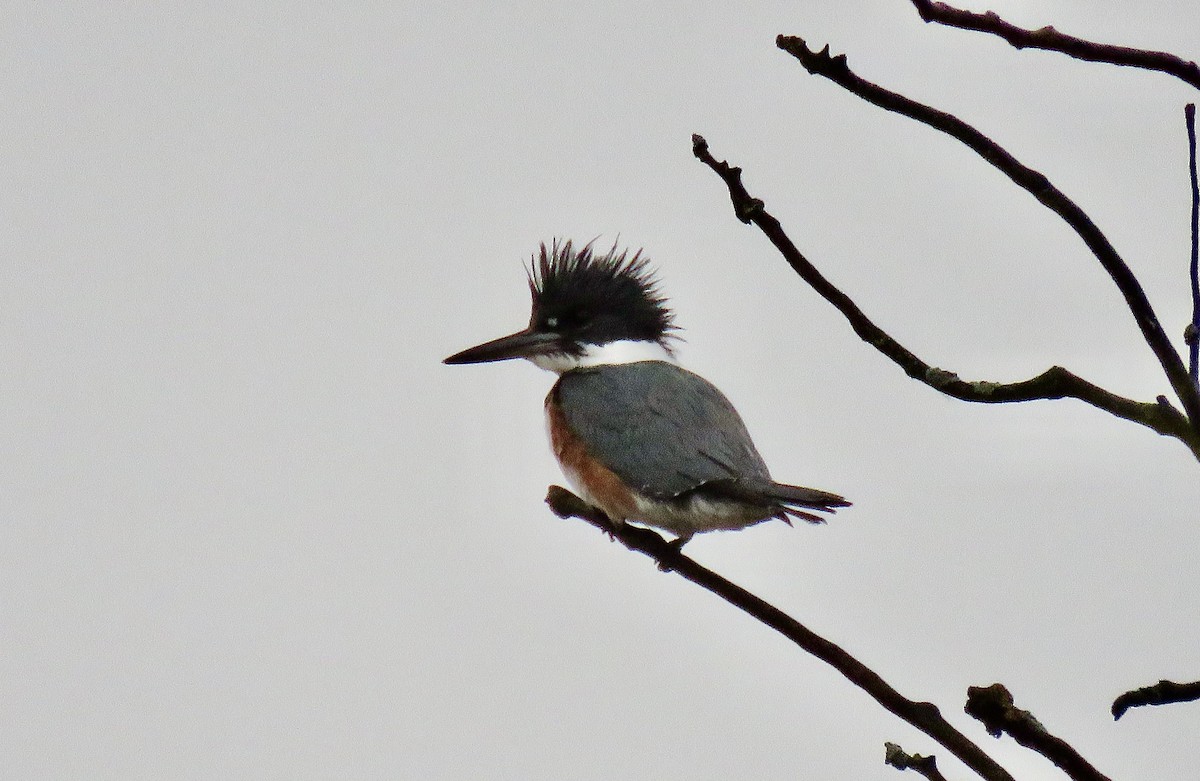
4, 2, 1199, 778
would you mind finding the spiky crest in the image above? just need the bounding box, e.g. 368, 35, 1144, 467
527, 239, 676, 348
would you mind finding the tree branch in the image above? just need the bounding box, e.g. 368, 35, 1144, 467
885, 742, 950, 781
773, 35, 1200, 436
1111, 678, 1200, 720
1186, 104, 1199, 385
545, 486, 1016, 781
691, 134, 1200, 458
965, 684, 1113, 781
909, 0, 1200, 91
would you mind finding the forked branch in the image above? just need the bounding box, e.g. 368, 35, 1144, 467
772, 36, 1200, 435
909, 0, 1200, 91
691, 134, 1200, 458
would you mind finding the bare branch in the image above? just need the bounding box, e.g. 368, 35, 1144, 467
773, 36, 1200, 434
885, 742, 951, 781
545, 486, 1016, 781
1187, 104, 1199, 385
691, 134, 1200, 458
1112, 678, 1200, 720
965, 684, 1113, 781
909, 0, 1200, 91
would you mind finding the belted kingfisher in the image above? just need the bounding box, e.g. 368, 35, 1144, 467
444, 240, 849, 545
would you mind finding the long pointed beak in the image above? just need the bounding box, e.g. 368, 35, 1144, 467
443, 327, 563, 365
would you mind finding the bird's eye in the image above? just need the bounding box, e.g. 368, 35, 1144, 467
543, 309, 586, 331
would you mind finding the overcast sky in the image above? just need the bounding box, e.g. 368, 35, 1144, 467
4, 2, 1199, 779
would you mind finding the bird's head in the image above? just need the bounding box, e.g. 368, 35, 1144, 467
444, 240, 678, 373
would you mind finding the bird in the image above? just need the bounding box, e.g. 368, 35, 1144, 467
444, 240, 849, 546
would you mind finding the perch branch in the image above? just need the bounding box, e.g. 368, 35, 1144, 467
773, 36, 1200, 434
965, 684, 1112, 781
885, 742, 950, 781
909, 0, 1200, 91
545, 485, 1016, 781
1111, 678, 1200, 720
691, 134, 1200, 458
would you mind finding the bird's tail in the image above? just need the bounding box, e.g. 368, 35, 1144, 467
765, 481, 851, 525
702, 477, 850, 525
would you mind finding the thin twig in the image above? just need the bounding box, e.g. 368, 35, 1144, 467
1112, 678, 1200, 720
690, 134, 1200, 459
909, 0, 1200, 91
545, 486, 1016, 781
965, 684, 1113, 781
773, 36, 1200, 436
1186, 104, 1199, 385
885, 742, 950, 781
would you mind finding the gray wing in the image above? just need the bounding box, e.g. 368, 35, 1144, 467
554, 362, 771, 498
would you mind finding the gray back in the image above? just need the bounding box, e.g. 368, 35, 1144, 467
553, 361, 771, 499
